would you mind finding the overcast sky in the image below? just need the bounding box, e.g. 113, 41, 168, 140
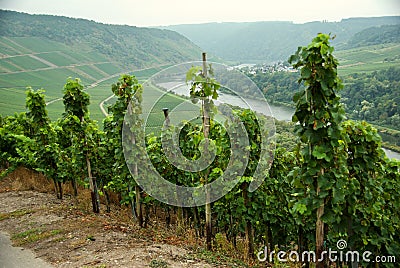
1, 0, 399, 27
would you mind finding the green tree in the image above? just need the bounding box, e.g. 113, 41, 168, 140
340, 120, 400, 266
106, 74, 144, 225
61, 78, 100, 212
289, 33, 348, 267
25, 88, 60, 196
0, 113, 34, 170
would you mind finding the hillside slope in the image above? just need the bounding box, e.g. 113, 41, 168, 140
0, 10, 202, 68
344, 24, 400, 48
0, 10, 203, 120
162, 16, 400, 63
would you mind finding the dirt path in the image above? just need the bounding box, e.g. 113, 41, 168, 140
99, 94, 114, 116
0, 164, 249, 268
0, 190, 219, 268
0, 166, 248, 267
0, 232, 53, 268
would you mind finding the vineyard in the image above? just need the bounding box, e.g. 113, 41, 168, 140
0, 36, 178, 123
0, 36, 126, 124
1, 34, 400, 268
335, 43, 400, 75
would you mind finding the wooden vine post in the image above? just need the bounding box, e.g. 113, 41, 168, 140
202, 52, 213, 251
186, 53, 220, 251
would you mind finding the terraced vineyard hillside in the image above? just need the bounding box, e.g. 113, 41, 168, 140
0, 10, 202, 122
0, 38, 199, 133
0, 36, 125, 121
336, 43, 400, 75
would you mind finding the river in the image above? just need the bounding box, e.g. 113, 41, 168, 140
166, 83, 400, 160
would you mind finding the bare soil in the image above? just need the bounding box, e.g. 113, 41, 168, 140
0, 167, 244, 268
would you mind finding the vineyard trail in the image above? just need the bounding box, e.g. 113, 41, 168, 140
0, 169, 220, 268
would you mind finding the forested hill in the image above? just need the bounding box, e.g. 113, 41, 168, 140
162, 16, 400, 63
0, 10, 202, 68
344, 24, 400, 48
